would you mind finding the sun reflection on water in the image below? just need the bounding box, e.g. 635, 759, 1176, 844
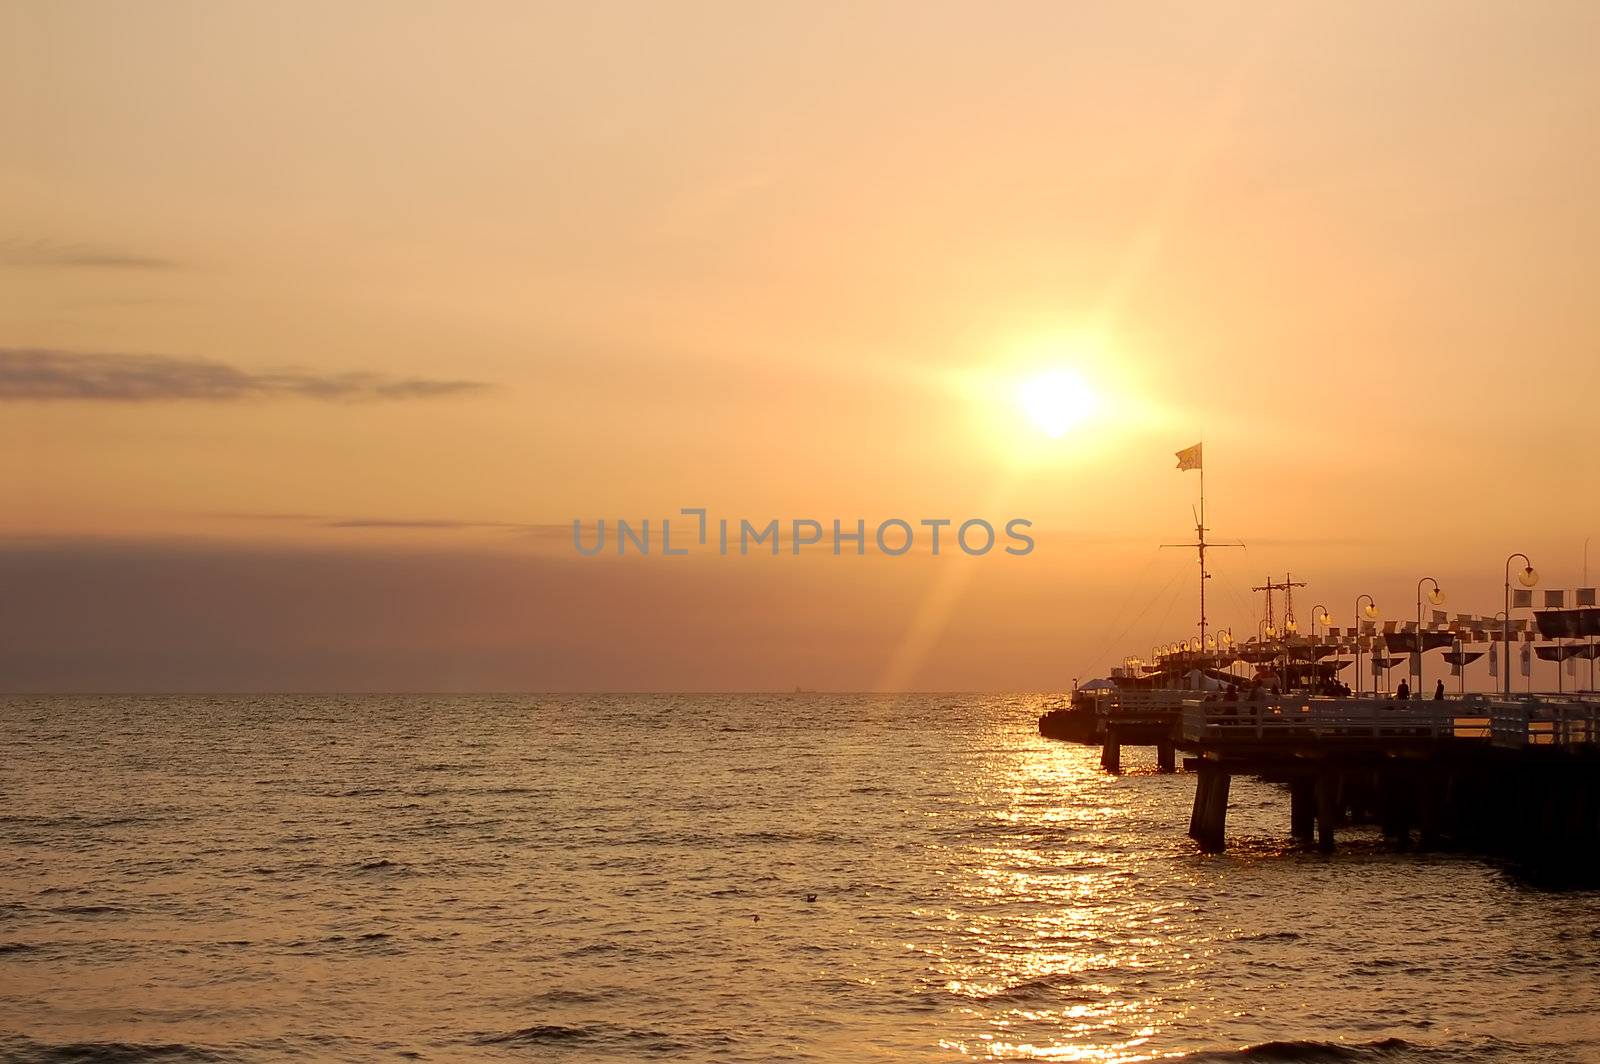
912, 713, 1189, 1061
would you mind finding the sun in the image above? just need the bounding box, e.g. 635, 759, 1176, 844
1015, 368, 1100, 438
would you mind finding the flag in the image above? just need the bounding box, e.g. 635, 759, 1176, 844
1489, 641, 1498, 678
1432, 610, 1447, 626
1409, 651, 1422, 681
1544, 589, 1566, 609
1520, 641, 1531, 677
1175, 443, 1202, 471
1512, 589, 1533, 609
1451, 637, 1463, 677
1579, 588, 1597, 607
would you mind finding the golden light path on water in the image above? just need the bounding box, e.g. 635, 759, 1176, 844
927, 732, 1178, 1062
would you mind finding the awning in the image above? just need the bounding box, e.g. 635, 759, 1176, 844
1535, 644, 1600, 662
1381, 631, 1456, 653
1535, 608, 1600, 639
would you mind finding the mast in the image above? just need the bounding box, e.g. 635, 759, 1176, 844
1198, 464, 1207, 645
1165, 444, 1239, 646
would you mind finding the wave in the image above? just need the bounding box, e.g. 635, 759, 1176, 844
1232, 931, 1304, 943
0, 1039, 230, 1063
473, 1023, 685, 1053
962, 974, 1097, 1004
49, 905, 131, 916
1180, 1038, 1415, 1062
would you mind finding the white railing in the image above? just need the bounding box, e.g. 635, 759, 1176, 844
1488, 699, 1600, 748
1107, 689, 1203, 718
1180, 696, 1600, 748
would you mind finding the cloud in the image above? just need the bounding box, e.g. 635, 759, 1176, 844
0, 348, 494, 402
211, 512, 564, 537
0, 238, 180, 270
323, 518, 529, 530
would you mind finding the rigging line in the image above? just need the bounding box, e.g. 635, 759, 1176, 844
1148, 562, 1190, 641
1209, 551, 1259, 630
1223, 575, 1258, 630
1074, 546, 1181, 669
1075, 557, 1189, 677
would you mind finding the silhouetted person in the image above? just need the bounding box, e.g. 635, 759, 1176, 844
1397, 679, 1410, 700
1434, 679, 1446, 700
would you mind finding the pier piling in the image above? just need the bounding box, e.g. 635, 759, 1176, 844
1290, 777, 1315, 846
1100, 728, 1122, 775
1315, 773, 1338, 854
1192, 764, 1231, 853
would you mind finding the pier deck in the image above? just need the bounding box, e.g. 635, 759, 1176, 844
1056, 690, 1600, 873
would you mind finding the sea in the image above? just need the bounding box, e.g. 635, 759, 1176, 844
3, 694, 1599, 1063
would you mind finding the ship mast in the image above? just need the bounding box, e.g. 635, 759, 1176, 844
1164, 448, 1240, 646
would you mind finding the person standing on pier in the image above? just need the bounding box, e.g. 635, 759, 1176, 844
1434, 679, 1446, 700
1397, 679, 1410, 700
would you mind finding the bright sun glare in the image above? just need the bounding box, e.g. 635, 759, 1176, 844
1015, 368, 1100, 438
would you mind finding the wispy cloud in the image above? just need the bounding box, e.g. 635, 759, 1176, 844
324, 518, 528, 530
0, 349, 494, 402
0, 238, 180, 270
214, 512, 561, 535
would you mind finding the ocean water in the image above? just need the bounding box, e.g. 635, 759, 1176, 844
2, 694, 1599, 1063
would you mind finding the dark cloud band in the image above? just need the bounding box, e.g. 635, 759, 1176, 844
0, 348, 493, 402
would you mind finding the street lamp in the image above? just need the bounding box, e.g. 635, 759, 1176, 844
1311, 604, 1332, 693
1415, 578, 1444, 698
1503, 553, 1538, 698
1354, 594, 1379, 697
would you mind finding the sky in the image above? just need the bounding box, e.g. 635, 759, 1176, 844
4, 1, 1599, 691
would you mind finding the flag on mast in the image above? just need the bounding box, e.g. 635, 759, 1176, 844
1175, 443, 1202, 471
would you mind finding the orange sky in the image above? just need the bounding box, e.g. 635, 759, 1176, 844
4, 2, 1598, 690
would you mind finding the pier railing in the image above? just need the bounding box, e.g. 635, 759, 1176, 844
1180, 696, 1600, 749
1488, 699, 1600, 748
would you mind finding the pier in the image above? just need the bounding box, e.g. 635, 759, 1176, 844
1044, 691, 1600, 877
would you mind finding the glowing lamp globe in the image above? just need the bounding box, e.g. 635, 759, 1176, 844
1363, 603, 1380, 620
1519, 567, 1539, 588
1428, 587, 1445, 606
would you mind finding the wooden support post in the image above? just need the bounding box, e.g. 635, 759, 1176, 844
1101, 727, 1121, 775
1316, 772, 1338, 854
1379, 772, 1411, 848
1290, 777, 1315, 846
1195, 765, 1230, 853
1157, 740, 1177, 774
1417, 771, 1441, 851
1189, 769, 1210, 840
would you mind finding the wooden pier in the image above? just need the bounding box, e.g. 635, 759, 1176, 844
1046, 690, 1600, 877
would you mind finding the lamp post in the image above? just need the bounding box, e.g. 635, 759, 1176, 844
1312, 604, 1331, 693
1281, 614, 1296, 690
1257, 620, 1276, 692
1354, 595, 1378, 697
1415, 578, 1444, 698
1504, 554, 1538, 698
